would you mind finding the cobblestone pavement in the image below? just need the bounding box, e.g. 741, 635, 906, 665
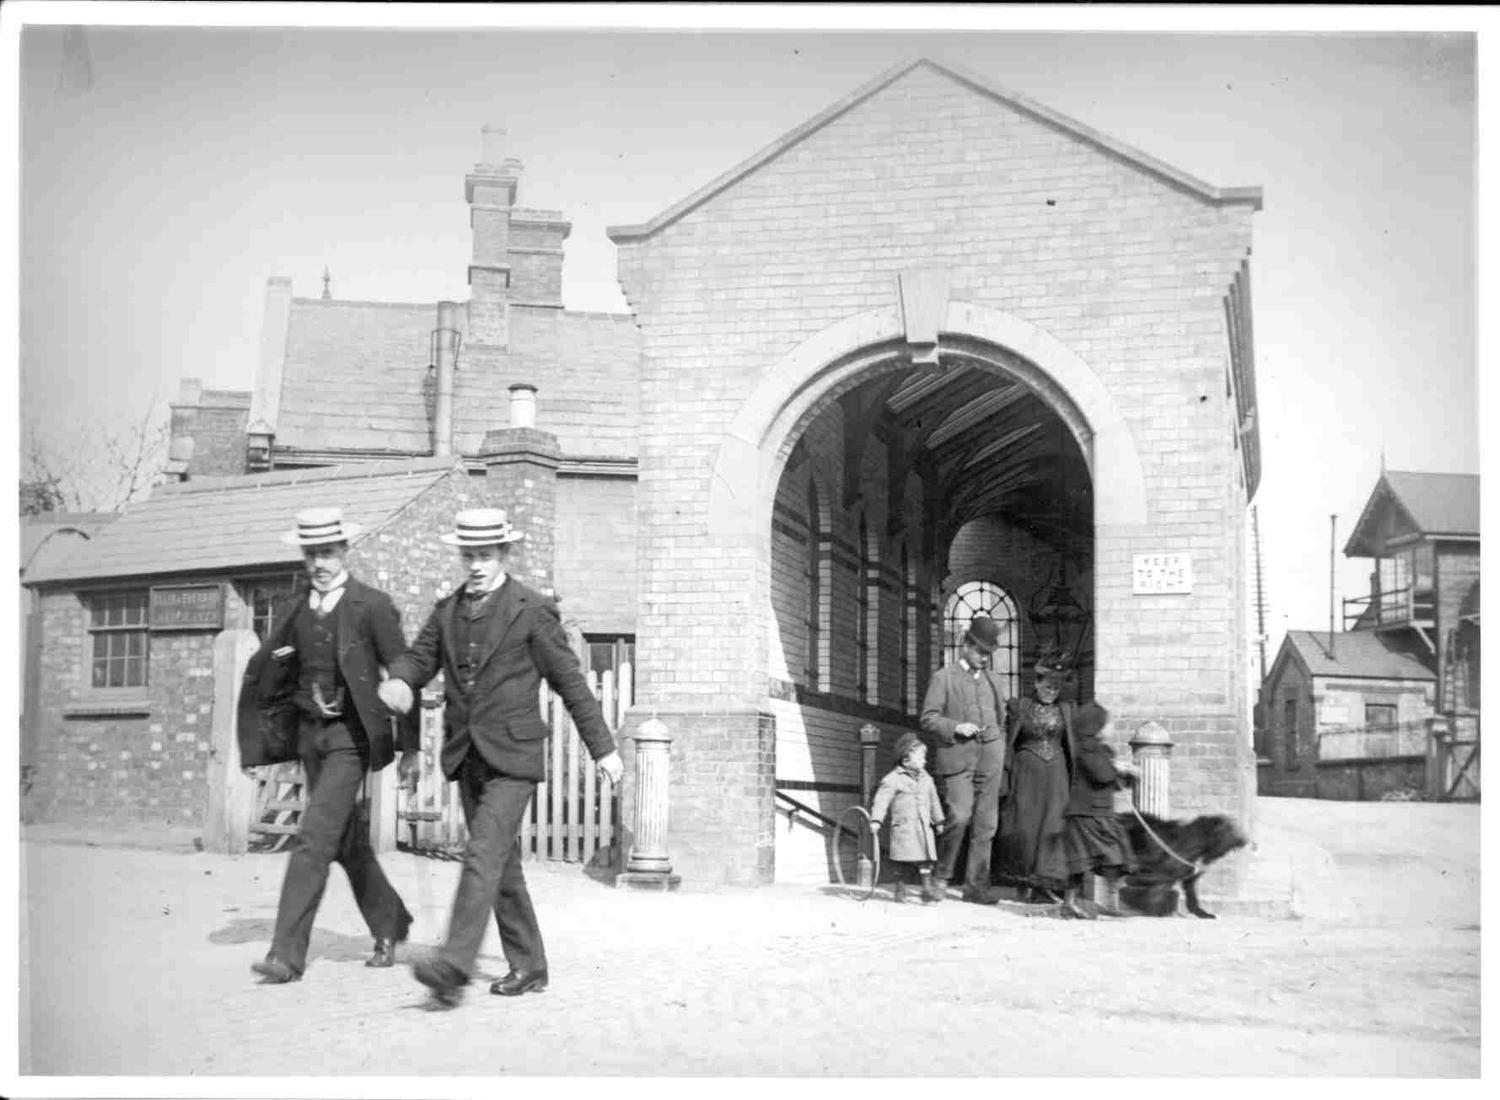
17, 811, 1480, 1080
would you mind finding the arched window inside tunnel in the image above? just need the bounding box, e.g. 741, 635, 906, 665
943, 581, 1020, 700
805, 478, 822, 690
856, 511, 871, 703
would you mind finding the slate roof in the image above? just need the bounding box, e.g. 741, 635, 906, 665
20, 512, 117, 577
271, 298, 640, 462
24, 457, 458, 584
608, 57, 1262, 242
1344, 470, 1480, 557
1283, 629, 1435, 682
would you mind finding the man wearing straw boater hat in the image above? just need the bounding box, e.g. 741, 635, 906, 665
378, 506, 623, 1007
238, 506, 421, 984
919, 614, 1012, 906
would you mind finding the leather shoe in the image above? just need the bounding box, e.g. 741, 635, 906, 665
251, 954, 301, 984
962, 887, 1001, 906
490, 967, 548, 997
366, 938, 399, 968
413, 957, 467, 1008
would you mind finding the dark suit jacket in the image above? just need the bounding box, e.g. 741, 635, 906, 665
236, 577, 418, 771
1065, 736, 1126, 817
386, 577, 616, 782
919, 661, 1011, 778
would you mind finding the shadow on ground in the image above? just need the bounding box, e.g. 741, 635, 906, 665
208, 917, 379, 965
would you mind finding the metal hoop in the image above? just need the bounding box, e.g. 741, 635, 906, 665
833, 805, 880, 901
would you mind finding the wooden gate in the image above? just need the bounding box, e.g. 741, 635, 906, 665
398, 664, 632, 864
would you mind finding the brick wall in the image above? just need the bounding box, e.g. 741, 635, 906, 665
27, 587, 242, 827
615, 63, 1257, 884
555, 475, 637, 637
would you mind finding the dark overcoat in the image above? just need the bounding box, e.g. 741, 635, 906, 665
236, 577, 418, 771
385, 577, 616, 782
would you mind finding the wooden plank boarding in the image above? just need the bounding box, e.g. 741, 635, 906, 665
549, 691, 566, 861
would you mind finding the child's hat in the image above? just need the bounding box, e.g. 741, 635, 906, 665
892, 731, 923, 761
1074, 701, 1110, 739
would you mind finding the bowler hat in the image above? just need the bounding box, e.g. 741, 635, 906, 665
965, 616, 1003, 653
440, 507, 525, 547
279, 506, 363, 548
892, 731, 923, 763
1074, 702, 1110, 740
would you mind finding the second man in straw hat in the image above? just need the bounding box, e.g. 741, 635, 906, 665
378, 507, 623, 1007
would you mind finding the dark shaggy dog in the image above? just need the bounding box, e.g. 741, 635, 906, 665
1116, 811, 1248, 919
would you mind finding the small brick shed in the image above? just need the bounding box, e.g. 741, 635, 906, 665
26, 58, 1265, 894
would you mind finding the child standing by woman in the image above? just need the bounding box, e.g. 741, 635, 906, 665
870, 732, 946, 904
1060, 702, 1140, 919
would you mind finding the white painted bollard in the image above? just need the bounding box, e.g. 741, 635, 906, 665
1131, 720, 1174, 819
616, 716, 681, 890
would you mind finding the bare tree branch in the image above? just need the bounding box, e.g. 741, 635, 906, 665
20, 394, 170, 515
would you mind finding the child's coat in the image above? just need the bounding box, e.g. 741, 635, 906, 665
870, 765, 945, 862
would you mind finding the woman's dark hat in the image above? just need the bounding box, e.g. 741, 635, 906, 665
1033, 644, 1073, 683
892, 731, 923, 762
1074, 702, 1110, 739
965, 616, 1003, 653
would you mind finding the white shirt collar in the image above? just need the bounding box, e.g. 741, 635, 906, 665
469, 572, 508, 597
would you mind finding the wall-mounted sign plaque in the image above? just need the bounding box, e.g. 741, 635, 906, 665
1132, 553, 1193, 595
149, 584, 225, 630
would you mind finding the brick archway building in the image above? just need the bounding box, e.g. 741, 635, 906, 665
26, 59, 1262, 902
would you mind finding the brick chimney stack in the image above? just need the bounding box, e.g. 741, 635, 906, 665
479, 383, 560, 595
465, 124, 522, 347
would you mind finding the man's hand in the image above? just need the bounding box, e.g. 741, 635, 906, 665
954, 721, 980, 740
378, 678, 414, 715
398, 751, 421, 792
595, 751, 624, 786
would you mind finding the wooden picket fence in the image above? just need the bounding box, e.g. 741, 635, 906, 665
398, 664, 631, 865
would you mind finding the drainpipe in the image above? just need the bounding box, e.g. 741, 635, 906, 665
432, 301, 461, 456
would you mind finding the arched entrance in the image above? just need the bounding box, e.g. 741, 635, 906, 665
702, 301, 1147, 884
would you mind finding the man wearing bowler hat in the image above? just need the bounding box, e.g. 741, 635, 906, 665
919, 615, 1011, 905
238, 506, 421, 983
378, 507, 624, 1007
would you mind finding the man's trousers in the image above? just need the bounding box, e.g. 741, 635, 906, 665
268, 717, 412, 974
435, 751, 545, 979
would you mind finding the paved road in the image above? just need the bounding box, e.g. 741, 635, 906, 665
17, 800, 1480, 1079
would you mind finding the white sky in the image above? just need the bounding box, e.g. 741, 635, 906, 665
7, 4, 1489, 662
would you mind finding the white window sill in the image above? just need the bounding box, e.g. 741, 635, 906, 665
63, 695, 153, 718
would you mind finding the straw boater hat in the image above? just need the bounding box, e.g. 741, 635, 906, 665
440, 507, 525, 547
279, 506, 363, 548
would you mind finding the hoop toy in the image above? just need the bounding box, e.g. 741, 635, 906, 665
833, 805, 880, 901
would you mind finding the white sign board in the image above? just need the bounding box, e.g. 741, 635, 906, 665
1132, 553, 1193, 595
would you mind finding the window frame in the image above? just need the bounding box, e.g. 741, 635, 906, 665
942, 581, 1021, 701
85, 588, 150, 691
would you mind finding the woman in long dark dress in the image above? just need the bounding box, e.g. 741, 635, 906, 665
995, 650, 1076, 901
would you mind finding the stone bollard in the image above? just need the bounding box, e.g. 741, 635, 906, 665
858, 723, 882, 807
616, 716, 682, 891
1130, 720, 1174, 819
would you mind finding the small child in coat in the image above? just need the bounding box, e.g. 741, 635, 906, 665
1060, 701, 1141, 920
869, 731, 946, 904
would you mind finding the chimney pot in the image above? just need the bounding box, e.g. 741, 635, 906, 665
509, 383, 537, 429
481, 124, 507, 167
